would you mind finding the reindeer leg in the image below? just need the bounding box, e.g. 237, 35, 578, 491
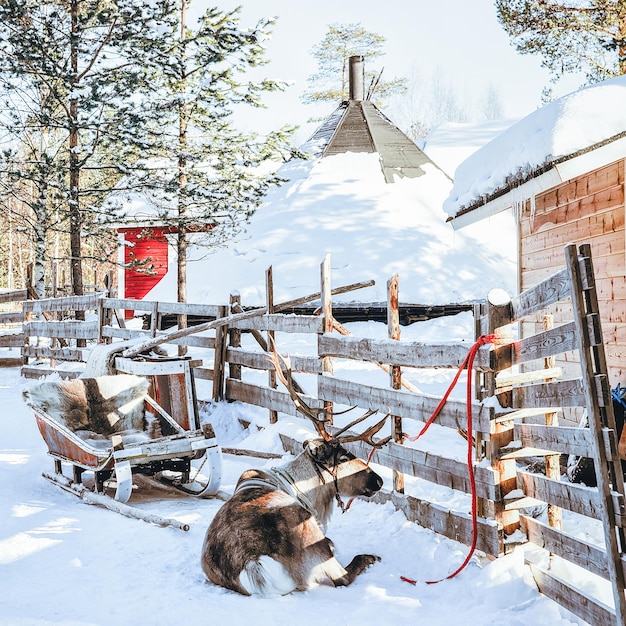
332, 554, 381, 587
308, 536, 380, 588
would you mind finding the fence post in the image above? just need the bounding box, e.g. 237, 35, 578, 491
543, 313, 562, 530
320, 255, 333, 423
480, 299, 519, 536
212, 305, 228, 402
387, 274, 404, 493
266, 266, 278, 424
228, 293, 242, 382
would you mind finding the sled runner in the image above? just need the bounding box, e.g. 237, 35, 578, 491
24, 371, 222, 505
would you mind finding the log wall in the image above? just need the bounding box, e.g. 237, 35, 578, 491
519, 159, 626, 386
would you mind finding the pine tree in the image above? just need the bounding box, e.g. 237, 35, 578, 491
0, 0, 173, 297
121, 3, 295, 317
302, 23, 406, 106
496, 0, 626, 85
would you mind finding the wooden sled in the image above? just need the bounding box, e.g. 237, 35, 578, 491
24, 373, 222, 505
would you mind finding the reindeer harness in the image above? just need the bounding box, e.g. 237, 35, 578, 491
233, 443, 353, 520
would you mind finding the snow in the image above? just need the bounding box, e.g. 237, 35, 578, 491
146, 150, 517, 307
1, 112, 601, 624
1, 358, 591, 625
444, 74, 626, 216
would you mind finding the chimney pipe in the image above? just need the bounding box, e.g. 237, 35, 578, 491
349, 55, 364, 101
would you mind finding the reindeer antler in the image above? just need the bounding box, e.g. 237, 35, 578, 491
268, 340, 332, 441
269, 338, 391, 448
333, 413, 392, 448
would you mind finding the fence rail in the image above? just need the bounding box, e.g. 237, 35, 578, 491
0, 288, 27, 352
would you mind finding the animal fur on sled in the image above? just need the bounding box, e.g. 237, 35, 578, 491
23, 375, 150, 437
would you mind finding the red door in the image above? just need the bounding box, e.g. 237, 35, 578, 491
121, 227, 169, 317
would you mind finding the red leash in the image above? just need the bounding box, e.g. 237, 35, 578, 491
401, 334, 497, 585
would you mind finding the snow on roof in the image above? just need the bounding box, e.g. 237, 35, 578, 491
444, 75, 626, 219
146, 150, 516, 307
105, 190, 170, 228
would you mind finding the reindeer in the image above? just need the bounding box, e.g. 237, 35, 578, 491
201, 348, 389, 597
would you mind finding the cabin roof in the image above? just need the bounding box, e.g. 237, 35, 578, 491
303, 55, 447, 184
444, 74, 626, 228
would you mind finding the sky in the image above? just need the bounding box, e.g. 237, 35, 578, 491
200, 0, 583, 143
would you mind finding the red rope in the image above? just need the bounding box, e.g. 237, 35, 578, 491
401, 334, 497, 585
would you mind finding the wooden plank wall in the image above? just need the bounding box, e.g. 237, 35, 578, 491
519, 159, 625, 386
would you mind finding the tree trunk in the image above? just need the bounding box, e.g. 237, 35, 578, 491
619, 0, 626, 75
176, 0, 188, 355
33, 209, 46, 298
7, 211, 13, 290
69, 0, 83, 301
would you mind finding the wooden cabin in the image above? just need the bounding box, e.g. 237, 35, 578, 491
444, 77, 626, 387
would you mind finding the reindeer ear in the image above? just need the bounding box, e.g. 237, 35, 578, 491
304, 438, 324, 459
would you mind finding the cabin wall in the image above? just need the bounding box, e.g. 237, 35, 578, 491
120, 227, 169, 301
518, 159, 625, 387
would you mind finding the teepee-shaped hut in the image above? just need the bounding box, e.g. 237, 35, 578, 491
140, 57, 515, 309
307, 56, 444, 183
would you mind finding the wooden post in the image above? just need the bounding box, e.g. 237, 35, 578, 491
101, 270, 115, 342
228, 293, 242, 381
388, 274, 404, 493
97, 298, 105, 343
51, 261, 58, 363
543, 314, 562, 530
320, 255, 333, 423
149, 302, 159, 338
480, 300, 518, 535
266, 266, 278, 424
566, 242, 626, 623
212, 305, 228, 402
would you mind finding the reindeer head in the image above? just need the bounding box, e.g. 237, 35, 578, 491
304, 438, 383, 498
269, 340, 389, 502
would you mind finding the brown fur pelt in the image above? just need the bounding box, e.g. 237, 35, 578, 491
23, 375, 150, 436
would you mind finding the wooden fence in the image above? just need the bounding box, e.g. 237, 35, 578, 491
479, 243, 626, 625
13, 246, 626, 624
20, 295, 227, 391
0, 288, 27, 352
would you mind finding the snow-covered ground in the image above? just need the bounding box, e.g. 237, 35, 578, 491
0, 315, 603, 624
